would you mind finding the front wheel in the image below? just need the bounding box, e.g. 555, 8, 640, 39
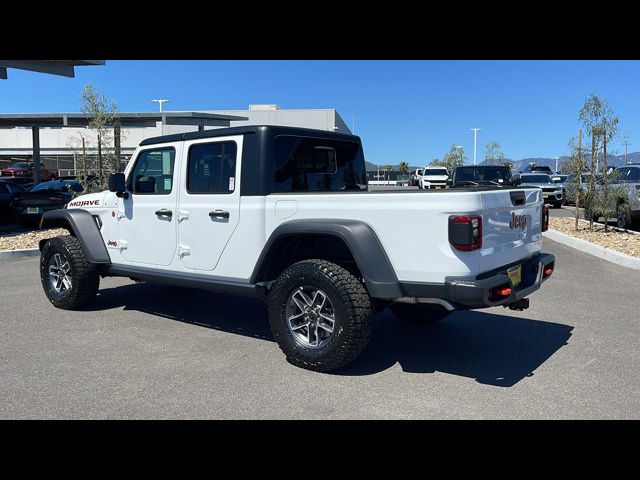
268, 259, 373, 372
40, 235, 99, 309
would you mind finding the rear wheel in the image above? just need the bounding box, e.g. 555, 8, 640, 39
268, 259, 373, 372
389, 303, 450, 324
40, 235, 99, 309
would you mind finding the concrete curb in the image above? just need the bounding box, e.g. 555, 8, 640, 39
0, 248, 40, 260
544, 229, 640, 270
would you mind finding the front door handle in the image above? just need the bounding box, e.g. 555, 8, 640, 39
155, 209, 173, 217
209, 210, 230, 219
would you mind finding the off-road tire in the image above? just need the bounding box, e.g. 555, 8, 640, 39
389, 303, 450, 324
268, 259, 373, 372
40, 235, 99, 310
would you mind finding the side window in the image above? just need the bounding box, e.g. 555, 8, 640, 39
129, 147, 176, 194
187, 141, 237, 194
273, 136, 367, 193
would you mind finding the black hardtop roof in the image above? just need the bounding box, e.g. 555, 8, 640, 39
139, 125, 360, 147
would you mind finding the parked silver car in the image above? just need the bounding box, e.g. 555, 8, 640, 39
517, 173, 564, 208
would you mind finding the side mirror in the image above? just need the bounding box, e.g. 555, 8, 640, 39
108, 172, 126, 193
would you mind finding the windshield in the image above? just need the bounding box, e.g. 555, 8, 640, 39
521, 174, 551, 184
31, 181, 83, 193
423, 168, 448, 176
455, 167, 512, 184
7, 162, 28, 169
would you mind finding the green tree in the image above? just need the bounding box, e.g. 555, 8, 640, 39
383, 164, 393, 183
434, 145, 466, 171
578, 93, 619, 231
80, 83, 121, 190
398, 161, 410, 185
484, 140, 504, 165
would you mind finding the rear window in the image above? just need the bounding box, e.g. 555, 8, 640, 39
273, 136, 367, 192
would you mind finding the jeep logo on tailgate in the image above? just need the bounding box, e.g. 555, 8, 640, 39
509, 213, 527, 230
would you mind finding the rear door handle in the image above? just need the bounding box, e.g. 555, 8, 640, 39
209, 210, 229, 219
155, 209, 173, 217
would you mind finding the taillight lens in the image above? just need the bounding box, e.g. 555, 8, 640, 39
541, 206, 549, 232
449, 215, 482, 251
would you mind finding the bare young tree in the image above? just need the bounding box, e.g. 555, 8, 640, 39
484, 140, 504, 165
433, 145, 466, 171
80, 83, 121, 189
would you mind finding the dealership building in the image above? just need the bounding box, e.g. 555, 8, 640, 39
0, 104, 352, 175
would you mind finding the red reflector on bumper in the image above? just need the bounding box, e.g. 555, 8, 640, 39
543, 267, 553, 277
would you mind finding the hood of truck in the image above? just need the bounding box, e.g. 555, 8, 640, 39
423, 175, 449, 181
66, 192, 106, 209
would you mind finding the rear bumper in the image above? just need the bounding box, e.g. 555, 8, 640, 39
397, 252, 555, 309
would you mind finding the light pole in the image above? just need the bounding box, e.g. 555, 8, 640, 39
470, 128, 481, 165
151, 99, 170, 112
555, 156, 559, 173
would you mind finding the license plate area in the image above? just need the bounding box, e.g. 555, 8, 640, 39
507, 264, 522, 287
27, 207, 41, 214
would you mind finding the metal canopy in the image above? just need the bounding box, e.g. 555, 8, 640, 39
0, 60, 105, 80
0, 111, 248, 128
0, 111, 248, 185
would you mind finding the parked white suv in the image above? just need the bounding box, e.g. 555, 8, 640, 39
38, 126, 554, 372
419, 167, 449, 189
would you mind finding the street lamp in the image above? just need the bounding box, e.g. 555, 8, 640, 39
470, 128, 481, 165
151, 99, 170, 112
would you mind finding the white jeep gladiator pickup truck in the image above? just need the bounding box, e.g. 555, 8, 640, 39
38, 125, 554, 372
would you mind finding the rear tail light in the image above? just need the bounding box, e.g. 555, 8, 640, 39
541, 205, 549, 232
449, 215, 482, 251
489, 283, 512, 301
543, 263, 554, 279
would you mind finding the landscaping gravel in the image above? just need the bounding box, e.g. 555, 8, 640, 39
0, 228, 69, 252
550, 217, 640, 258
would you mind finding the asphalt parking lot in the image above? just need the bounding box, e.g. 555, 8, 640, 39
1, 237, 639, 419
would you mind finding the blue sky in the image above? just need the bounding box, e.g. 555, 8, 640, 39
2, 60, 640, 166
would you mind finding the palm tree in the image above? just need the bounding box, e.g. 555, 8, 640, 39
383, 165, 393, 183
399, 161, 409, 184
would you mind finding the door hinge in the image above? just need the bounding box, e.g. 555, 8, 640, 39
177, 244, 191, 257
177, 210, 190, 222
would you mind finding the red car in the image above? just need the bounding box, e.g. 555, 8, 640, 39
0, 161, 56, 182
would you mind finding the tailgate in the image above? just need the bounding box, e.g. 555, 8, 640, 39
478, 188, 543, 273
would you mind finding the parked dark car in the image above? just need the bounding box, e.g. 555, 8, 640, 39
10, 179, 83, 226
0, 161, 56, 182
448, 165, 519, 187
520, 164, 554, 175
0, 176, 35, 190
0, 180, 27, 223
